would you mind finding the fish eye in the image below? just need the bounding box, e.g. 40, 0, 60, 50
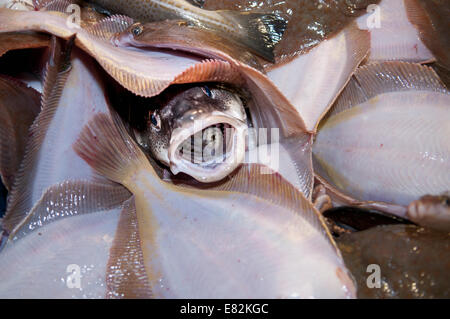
131, 24, 143, 36
149, 112, 161, 131
202, 86, 213, 98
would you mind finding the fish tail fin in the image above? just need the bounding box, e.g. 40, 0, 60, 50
219, 11, 287, 62
73, 112, 150, 187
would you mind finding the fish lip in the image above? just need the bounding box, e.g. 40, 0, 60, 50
168, 111, 247, 183
111, 32, 134, 47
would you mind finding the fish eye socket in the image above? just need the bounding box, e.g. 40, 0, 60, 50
150, 112, 161, 131
131, 24, 143, 36
202, 85, 213, 98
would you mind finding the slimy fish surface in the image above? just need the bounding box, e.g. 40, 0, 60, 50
113, 20, 263, 71
313, 62, 450, 227
72, 112, 355, 298
203, 0, 380, 66
87, 0, 287, 61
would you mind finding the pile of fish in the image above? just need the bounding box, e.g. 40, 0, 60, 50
0, 0, 448, 298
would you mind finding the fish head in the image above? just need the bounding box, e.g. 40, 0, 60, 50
113, 21, 194, 47
407, 192, 450, 231
112, 22, 143, 47
143, 84, 248, 183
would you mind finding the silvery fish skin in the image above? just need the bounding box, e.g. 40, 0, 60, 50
0, 8, 315, 198
312, 62, 450, 227
2, 37, 129, 239
73, 112, 356, 298
0, 206, 123, 298
133, 84, 248, 183
87, 0, 287, 61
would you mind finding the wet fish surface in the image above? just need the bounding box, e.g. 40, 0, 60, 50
337, 225, 450, 298
113, 19, 263, 71
405, 0, 450, 69
313, 62, 450, 212
203, 0, 380, 66
87, 0, 287, 61
73, 112, 355, 298
356, 0, 435, 63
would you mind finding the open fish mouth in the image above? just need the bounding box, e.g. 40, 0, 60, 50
168, 112, 247, 182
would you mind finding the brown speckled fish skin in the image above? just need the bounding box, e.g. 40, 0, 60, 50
337, 225, 450, 298
203, 0, 380, 65
115, 20, 263, 71
86, 0, 288, 61
405, 0, 450, 70
429, 62, 450, 89
0, 32, 50, 58
0, 75, 41, 191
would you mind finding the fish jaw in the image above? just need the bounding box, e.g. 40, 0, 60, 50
168, 112, 247, 183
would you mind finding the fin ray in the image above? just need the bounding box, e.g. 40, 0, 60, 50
3, 36, 73, 233
106, 197, 152, 298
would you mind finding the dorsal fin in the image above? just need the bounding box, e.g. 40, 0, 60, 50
2, 36, 73, 233
8, 180, 131, 241
326, 62, 448, 119
85, 15, 134, 42
40, 0, 72, 13
106, 197, 152, 298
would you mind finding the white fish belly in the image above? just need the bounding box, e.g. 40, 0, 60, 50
31, 51, 110, 204
137, 176, 352, 298
0, 208, 121, 298
314, 91, 450, 205
357, 0, 434, 63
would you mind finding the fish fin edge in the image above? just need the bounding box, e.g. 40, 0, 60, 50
73, 112, 150, 187
218, 11, 287, 62
106, 196, 153, 299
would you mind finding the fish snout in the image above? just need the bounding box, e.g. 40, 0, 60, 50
168, 112, 247, 182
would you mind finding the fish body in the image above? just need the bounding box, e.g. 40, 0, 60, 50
356, 0, 435, 63
0, 207, 122, 298
313, 62, 450, 222
337, 225, 450, 298
132, 84, 248, 183
404, 0, 450, 69
0, 8, 314, 197
73, 112, 355, 298
407, 192, 450, 231
267, 24, 370, 132
2, 37, 129, 238
113, 20, 263, 71
87, 0, 287, 61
